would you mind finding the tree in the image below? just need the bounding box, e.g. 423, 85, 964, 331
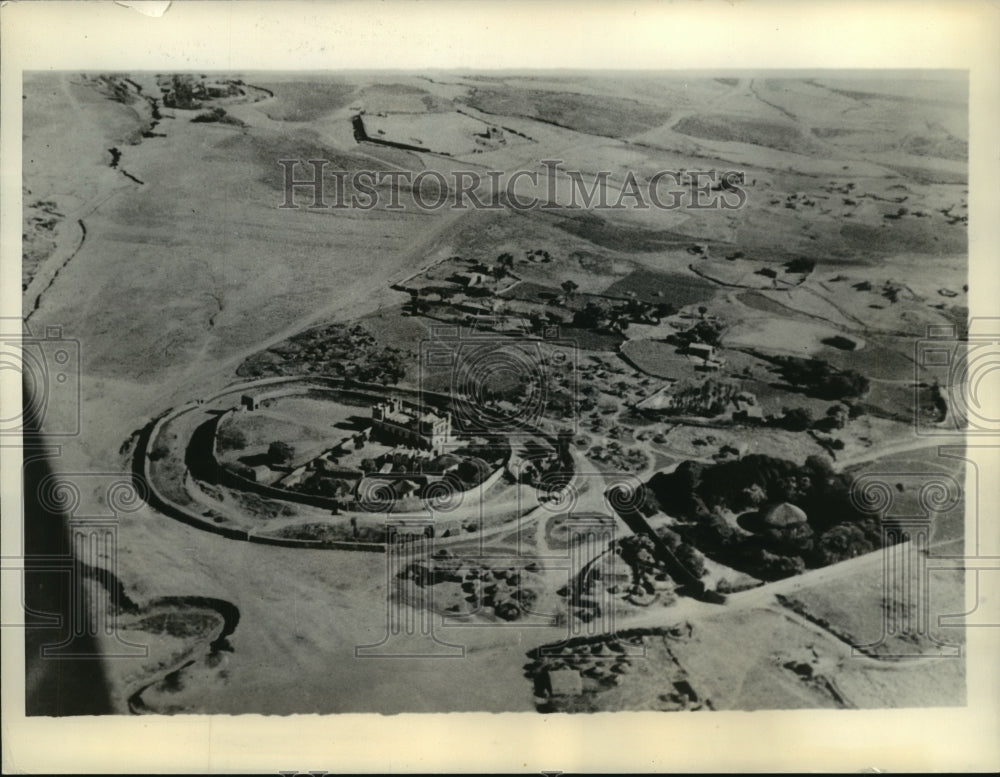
216, 425, 248, 453
775, 356, 869, 400
845, 401, 866, 420
526, 311, 547, 334
827, 404, 848, 428
741, 483, 768, 508
607, 309, 631, 334
784, 257, 816, 274
672, 319, 725, 348
804, 454, 835, 478
696, 512, 738, 550
559, 279, 579, 305
813, 523, 873, 565
457, 457, 491, 487
490, 262, 508, 285
167, 75, 200, 109
813, 404, 848, 432
674, 542, 707, 578
776, 407, 813, 432
753, 550, 805, 580
267, 440, 295, 465
573, 300, 606, 330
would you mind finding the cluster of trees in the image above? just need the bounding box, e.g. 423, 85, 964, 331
756, 403, 864, 442
668, 319, 726, 349
399, 557, 538, 621
162, 75, 203, 109
452, 440, 511, 465
292, 472, 355, 499
358, 450, 424, 475
520, 432, 574, 488
191, 107, 246, 127
450, 457, 494, 488
617, 530, 707, 593
662, 379, 740, 418
571, 296, 677, 335
656, 527, 707, 578
784, 257, 816, 274
267, 440, 295, 466
586, 442, 649, 473
646, 454, 884, 580
237, 323, 408, 385
520, 450, 574, 489
772, 407, 814, 432
95, 75, 135, 105
496, 356, 578, 424
162, 75, 238, 109
358, 450, 495, 489
215, 424, 248, 454
769, 355, 870, 400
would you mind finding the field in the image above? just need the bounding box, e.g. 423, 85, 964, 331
723, 317, 853, 356
464, 83, 674, 139
254, 80, 356, 122
620, 339, 699, 381
214, 394, 366, 465
363, 111, 527, 155
673, 114, 825, 156
603, 267, 716, 307
779, 563, 966, 661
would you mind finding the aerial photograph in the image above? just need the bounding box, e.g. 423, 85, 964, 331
21, 69, 969, 715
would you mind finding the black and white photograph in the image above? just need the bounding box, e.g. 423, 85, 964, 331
3, 1, 999, 773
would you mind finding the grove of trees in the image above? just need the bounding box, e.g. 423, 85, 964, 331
646, 453, 885, 581
769, 355, 870, 400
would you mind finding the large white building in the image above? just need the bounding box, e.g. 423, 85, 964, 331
371, 397, 452, 455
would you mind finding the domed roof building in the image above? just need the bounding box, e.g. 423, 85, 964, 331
762, 501, 808, 528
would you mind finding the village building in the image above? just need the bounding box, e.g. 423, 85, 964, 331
453, 270, 490, 288
239, 391, 286, 412
246, 464, 278, 485
731, 391, 765, 421
687, 342, 715, 361
371, 397, 452, 455
686, 342, 725, 371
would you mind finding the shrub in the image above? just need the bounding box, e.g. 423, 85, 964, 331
750, 549, 806, 580
784, 257, 816, 274
216, 424, 248, 453
769, 354, 870, 400
812, 523, 874, 565
776, 406, 814, 432
267, 441, 295, 465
